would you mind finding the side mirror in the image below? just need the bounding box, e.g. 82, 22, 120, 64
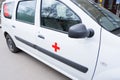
68, 24, 94, 38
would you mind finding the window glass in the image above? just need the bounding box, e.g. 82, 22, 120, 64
72, 0, 120, 35
108, 0, 113, 9
41, 0, 81, 32
16, 0, 36, 24
3, 2, 14, 19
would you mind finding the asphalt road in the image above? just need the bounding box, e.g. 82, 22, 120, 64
0, 29, 70, 80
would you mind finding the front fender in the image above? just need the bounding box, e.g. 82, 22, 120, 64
93, 68, 120, 80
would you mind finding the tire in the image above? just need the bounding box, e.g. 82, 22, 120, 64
5, 34, 20, 53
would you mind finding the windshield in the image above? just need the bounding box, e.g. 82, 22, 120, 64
72, 0, 120, 35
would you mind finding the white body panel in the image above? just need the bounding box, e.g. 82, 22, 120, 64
93, 28, 120, 80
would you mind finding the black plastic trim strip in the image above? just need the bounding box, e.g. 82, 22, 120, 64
15, 36, 88, 73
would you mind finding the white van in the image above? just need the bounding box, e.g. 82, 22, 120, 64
1, 0, 120, 80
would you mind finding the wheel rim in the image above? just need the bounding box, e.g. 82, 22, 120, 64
7, 38, 14, 51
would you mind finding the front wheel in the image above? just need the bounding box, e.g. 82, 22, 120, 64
5, 34, 20, 53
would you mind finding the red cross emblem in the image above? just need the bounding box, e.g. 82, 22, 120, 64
52, 42, 60, 52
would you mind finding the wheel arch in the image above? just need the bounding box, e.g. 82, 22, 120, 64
4, 32, 9, 38
4, 32, 20, 53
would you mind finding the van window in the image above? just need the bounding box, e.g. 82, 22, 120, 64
3, 2, 14, 19
16, 0, 36, 24
72, 0, 120, 36
41, 0, 81, 32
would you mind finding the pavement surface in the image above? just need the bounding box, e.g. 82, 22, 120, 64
0, 29, 70, 80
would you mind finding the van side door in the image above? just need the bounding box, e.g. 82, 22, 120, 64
13, 0, 37, 53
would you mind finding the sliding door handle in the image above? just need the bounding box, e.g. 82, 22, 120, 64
38, 35, 45, 39
12, 25, 16, 28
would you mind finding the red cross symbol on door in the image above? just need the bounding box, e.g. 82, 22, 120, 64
52, 42, 60, 52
